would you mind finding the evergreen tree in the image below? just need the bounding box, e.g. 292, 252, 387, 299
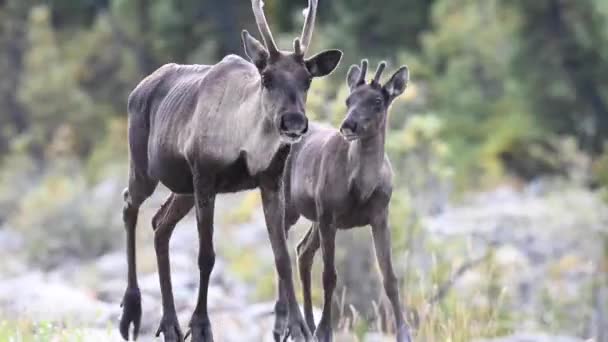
511, 0, 608, 155
18, 5, 101, 159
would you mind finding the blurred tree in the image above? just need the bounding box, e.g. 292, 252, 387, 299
70, 12, 140, 114
18, 5, 102, 160
48, 0, 109, 28
420, 0, 535, 187
0, 0, 30, 155
511, 0, 608, 156
324, 0, 435, 63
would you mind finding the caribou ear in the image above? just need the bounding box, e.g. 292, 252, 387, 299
346, 64, 361, 90
383, 66, 409, 101
242, 30, 268, 70
305, 50, 342, 78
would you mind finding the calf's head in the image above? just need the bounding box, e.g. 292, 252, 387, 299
340, 60, 409, 141
242, 0, 342, 143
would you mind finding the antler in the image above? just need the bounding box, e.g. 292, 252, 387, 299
372, 61, 387, 85
299, 0, 318, 56
357, 59, 369, 86
252, 0, 279, 56
294, 38, 303, 56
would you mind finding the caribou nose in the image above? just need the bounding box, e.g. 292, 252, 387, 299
340, 119, 358, 137
280, 112, 308, 134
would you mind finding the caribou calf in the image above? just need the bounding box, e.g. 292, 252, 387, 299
118, 0, 342, 341
281, 60, 412, 342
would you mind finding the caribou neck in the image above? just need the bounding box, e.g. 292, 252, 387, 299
347, 126, 386, 201
243, 87, 282, 175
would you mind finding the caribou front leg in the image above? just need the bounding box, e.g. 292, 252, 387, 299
296, 224, 320, 333
153, 194, 194, 342
186, 170, 217, 342
260, 179, 311, 342
371, 210, 412, 342
314, 216, 336, 342
273, 279, 288, 342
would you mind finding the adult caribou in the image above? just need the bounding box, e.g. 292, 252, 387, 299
118, 0, 342, 341
281, 60, 413, 342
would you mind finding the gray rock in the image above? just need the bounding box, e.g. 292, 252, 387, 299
475, 333, 584, 342
0, 272, 116, 326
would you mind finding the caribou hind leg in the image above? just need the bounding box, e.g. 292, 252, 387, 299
120, 169, 158, 341
153, 194, 194, 342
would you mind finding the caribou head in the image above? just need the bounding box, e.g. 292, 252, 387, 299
340, 60, 409, 141
242, 0, 342, 143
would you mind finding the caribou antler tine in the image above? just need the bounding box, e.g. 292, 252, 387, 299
294, 38, 303, 57
373, 61, 387, 85
300, 0, 318, 56
357, 59, 369, 85
252, 0, 279, 56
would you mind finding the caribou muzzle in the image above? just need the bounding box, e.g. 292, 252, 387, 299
279, 112, 308, 142
340, 117, 359, 141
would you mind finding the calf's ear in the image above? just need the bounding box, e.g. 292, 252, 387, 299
383, 66, 409, 101
346, 64, 362, 90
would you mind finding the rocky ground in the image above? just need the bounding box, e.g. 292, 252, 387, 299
0, 182, 605, 341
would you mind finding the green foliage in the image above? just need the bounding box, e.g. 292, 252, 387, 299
0, 0, 606, 339
420, 0, 537, 188
593, 146, 608, 201
0, 319, 114, 341
8, 161, 122, 268
18, 5, 103, 158
84, 117, 128, 182
510, 0, 608, 154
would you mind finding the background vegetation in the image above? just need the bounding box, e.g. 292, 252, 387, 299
0, 0, 607, 341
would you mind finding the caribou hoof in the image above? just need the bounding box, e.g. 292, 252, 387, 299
286, 316, 312, 342
273, 313, 288, 341
313, 324, 332, 342
119, 287, 142, 341
185, 316, 213, 342
156, 315, 184, 342
396, 325, 413, 342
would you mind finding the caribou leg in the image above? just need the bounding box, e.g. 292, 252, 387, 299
273, 169, 300, 342
296, 223, 320, 333
260, 180, 311, 342
153, 194, 194, 342
371, 211, 412, 342
186, 171, 216, 342
273, 278, 288, 342
314, 217, 336, 342
120, 171, 157, 341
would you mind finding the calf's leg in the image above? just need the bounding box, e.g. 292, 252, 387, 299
371, 211, 412, 342
314, 218, 336, 342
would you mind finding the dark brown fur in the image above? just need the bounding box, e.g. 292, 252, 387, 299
118, 1, 341, 341
279, 60, 413, 342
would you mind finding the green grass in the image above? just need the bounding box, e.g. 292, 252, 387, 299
0, 320, 115, 342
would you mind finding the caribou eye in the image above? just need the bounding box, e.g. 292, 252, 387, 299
262, 73, 273, 89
